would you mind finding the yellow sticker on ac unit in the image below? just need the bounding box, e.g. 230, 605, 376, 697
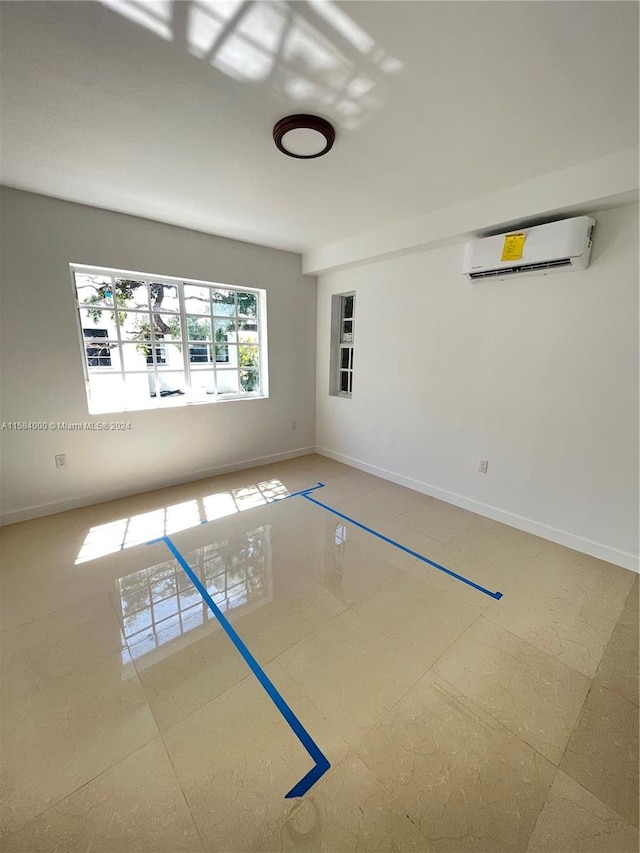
501, 232, 526, 261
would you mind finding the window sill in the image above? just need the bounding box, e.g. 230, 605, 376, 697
87, 392, 269, 415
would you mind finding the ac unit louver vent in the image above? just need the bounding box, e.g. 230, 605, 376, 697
468, 258, 572, 281
462, 217, 595, 282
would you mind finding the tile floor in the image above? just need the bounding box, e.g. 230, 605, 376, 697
0, 453, 638, 852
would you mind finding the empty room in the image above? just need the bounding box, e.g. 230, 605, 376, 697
0, 1, 638, 851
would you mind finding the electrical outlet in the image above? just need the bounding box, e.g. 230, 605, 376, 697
55, 454, 67, 469
478, 459, 489, 474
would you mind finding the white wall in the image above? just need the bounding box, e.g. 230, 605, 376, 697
315, 204, 639, 571
0, 188, 317, 522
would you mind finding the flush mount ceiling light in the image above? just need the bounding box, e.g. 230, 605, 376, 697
273, 114, 335, 159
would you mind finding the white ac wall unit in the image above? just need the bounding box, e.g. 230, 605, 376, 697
463, 216, 595, 282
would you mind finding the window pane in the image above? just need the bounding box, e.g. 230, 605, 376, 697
123, 373, 154, 406
76, 274, 114, 307
120, 311, 151, 342
87, 374, 125, 413
121, 342, 152, 371
189, 343, 213, 364
156, 343, 184, 369
184, 285, 211, 314
239, 344, 259, 369
211, 289, 236, 316
237, 292, 257, 317
240, 370, 259, 392
150, 372, 185, 398
186, 316, 212, 341
237, 318, 258, 335
216, 370, 239, 394
350, 349, 354, 369
217, 342, 234, 364
85, 349, 112, 369
341, 320, 353, 342
190, 370, 216, 398
348, 373, 353, 394
214, 317, 236, 338
154, 314, 182, 341
114, 279, 149, 309
340, 348, 350, 369
83, 330, 113, 368
131, 340, 170, 368
340, 371, 349, 393
343, 295, 354, 319
79, 309, 117, 339
149, 282, 179, 313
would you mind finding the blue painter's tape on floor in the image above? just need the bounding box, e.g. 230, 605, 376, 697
154, 535, 330, 799
300, 491, 503, 601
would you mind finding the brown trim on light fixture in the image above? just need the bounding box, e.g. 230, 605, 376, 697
273, 114, 335, 159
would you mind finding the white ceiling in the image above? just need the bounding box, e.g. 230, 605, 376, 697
1, 0, 637, 253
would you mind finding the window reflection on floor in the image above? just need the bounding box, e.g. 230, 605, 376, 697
117, 526, 272, 661
75, 479, 289, 564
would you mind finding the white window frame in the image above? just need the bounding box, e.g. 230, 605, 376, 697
71, 264, 269, 414
330, 292, 355, 398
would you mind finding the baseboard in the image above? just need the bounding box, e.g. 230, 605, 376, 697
315, 445, 639, 574
0, 446, 315, 526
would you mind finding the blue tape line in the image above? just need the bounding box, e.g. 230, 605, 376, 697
156, 535, 330, 798
301, 493, 503, 601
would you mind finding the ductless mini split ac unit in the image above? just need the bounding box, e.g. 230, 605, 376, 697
462, 216, 595, 282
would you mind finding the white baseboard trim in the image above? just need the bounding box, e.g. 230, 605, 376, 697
0, 446, 315, 526
315, 445, 639, 574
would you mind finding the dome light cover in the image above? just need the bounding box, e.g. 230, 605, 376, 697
273, 114, 335, 159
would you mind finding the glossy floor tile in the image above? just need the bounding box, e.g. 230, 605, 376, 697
259, 753, 428, 852
352, 572, 481, 669
1, 454, 638, 851
526, 771, 638, 853
2, 740, 205, 853
486, 543, 635, 678
594, 575, 639, 706
433, 616, 590, 763
162, 662, 348, 852
560, 683, 639, 827
356, 671, 557, 852
276, 607, 428, 744
0, 593, 125, 707
0, 649, 158, 834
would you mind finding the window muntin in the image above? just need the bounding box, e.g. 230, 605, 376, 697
73, 268, 266, 414
337, 293, 354, 396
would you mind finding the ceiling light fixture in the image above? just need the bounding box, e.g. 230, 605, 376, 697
273, 114, 335, 159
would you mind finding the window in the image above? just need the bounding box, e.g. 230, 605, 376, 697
72, 266, 267, 414
83, 328, 112, 367
330, 292, 355, 397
